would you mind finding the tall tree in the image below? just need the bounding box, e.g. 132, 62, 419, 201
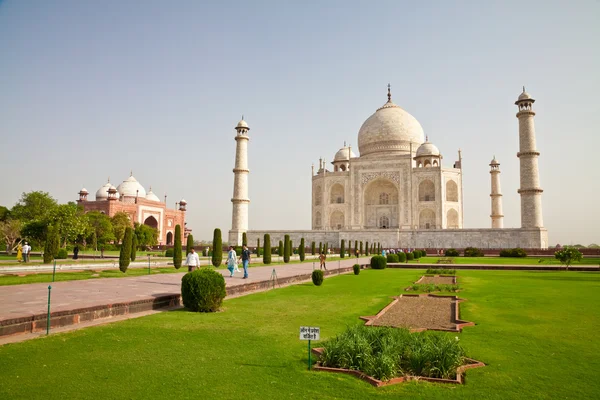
119, 227, 133, 272
256, 238, 261, 256
319, 242, 322, 254
10, 191, 58, 222
134, 223, 159, 249
43, 225, 59, 264
131, 234, 138, 262
299, 238, 306, 261
365, 241, 369, 256
173, 224, 182, 269
242, 232, 247, 247
263, 234, 271, 264
278, 240, 284, 257
86, 211, 114, 247
311, 241, 316, 255
0, 206, 9, 222
48, 203, 88, 247
355, 240, 358, 255
211, 228, 222, 267
111, 212, 130, 243
0, 219, 22, 254
283, 235, 290, 263
186, 234, 194, 256
340, 240, 345, 258
555, 246, 583, 270
360, 241, 363, 255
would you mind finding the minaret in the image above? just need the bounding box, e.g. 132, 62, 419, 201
489, 157, 503, 228
515, 87, 543, 228
229, 117, 250, 245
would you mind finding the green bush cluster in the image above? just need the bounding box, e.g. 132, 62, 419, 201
165, 248, 174, 257
181, 268, 226, 312
353, 264, 360, 275
464, 247, 483, 257
370, 255, 387, 269
409, 283, 460, 292
397, 252, 407, 262
386, 254, 399, 263
320, 325, 466, 381
425, 268, 456, 275
499, 248, 527, 258
311, 269, 324, 286
445, 248, 460, 257
406, 252, 414, 261
413, 250, 422, 259
56, 248, 68, 259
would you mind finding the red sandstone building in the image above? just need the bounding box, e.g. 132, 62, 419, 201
77, 174, 189, 245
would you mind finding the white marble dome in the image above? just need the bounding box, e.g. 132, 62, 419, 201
333, 146, 356, 161
358, 91, 425, 157
236, 119, 249, 129
145, 186, 160, 202
95, 182, 111, 200
117, 175, 146, 198
416, 140, 440, 157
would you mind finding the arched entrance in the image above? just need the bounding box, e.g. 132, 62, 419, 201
144, 216, 158, 230
166, 231, 173, 245
363, 179, 399, 229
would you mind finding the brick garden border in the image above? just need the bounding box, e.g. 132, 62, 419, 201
359, 294, 475, 333
310, 347, 484, 386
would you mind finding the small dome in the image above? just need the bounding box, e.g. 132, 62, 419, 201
490, 156, 499, 165
516, 87, 534, 103
95, 182, 111, 200
236, 119, 249, 129
117, 174, 146, 198
79, 188, 88, 194
179, 198, 187, 204
416, 140, 440, 157
333, 146, 356, 162
146, 186, 160, 202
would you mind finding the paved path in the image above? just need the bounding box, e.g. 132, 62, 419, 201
0, 257, 366, 324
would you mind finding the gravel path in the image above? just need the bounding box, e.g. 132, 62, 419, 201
371, 296, 457, 330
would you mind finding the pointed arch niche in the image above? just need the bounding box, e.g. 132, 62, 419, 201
363, 178, 399, 229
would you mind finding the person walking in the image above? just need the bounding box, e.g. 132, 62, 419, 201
16, 243, 23, 262
241, 245, 250, 279
22, 242, 30, 263
319, 252, 327, 270
226, 246, 237, 277
185, 248, 200, 272
73, 245, 79, 260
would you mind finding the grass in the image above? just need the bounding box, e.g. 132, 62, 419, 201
0, 269, 599, 399
413, 256, 600, 265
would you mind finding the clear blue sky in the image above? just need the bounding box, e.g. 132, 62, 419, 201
1, 0, 598, 245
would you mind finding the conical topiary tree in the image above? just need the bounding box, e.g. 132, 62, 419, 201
257, 238, 260, 256
340, 240, 345, 258
263, 234, 271, 264
173, 224, 182, 269
43, 225, 58, 264
278, 240, 284, 257
284, 234, 291, 263
365, 241, 369, 256
354, 240, 358, 255
360, 241, 363, 255
299, 238, 306, 261
311, 241, 316, 255
324, 243, 329, 255
319, 242, 322, 254
119, 227, 133, 272
211, 228, 222, 267
242, 232, 247, 247
186, 234, 194, 256
131, 233, 138, 262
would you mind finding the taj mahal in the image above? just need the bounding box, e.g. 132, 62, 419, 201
229, 86, 548, 250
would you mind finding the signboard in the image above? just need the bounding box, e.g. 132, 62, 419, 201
299, 326, 320, 341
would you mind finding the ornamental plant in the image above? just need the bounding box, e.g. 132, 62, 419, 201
119, 227, 133, 272
242, 232, 247, 247
370, 255, 387, 269
181, 268, 226, 312
360, 241, 363, 255
397, 252, 407, 262
186, 234, 194, 256
211, 228, 222, 267
284, 235, 291, 263
43, 225, 59, 264
311, 241, 316, 255
131, 233, 138, 261
312, 269, 324, 286
353, 264, 360, 275
365, 241, 369, 256
406, 252, 414, 261
555, 246, 583, 270
445, 248, 460, 257
165, 248, 174, 257
386, 253, 399, 263
354, 241, 358, 254
340, 239, 345, 258
319, 242, 323, 254
263, 234, 271, 264
256, 238, 260, 256
299, 238, 306, 261
57, 248, 68, 259
278, 240, 284, 257
464, 247, 483, 257
173, 224, 182, 269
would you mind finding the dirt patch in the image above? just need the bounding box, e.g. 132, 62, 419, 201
360, 294, 474, 332
415, 275, 456, 285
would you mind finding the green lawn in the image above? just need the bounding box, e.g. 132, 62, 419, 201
0, 269, 599, 399
413, 256, 600, 266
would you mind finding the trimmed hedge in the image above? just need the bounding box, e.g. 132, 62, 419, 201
413, 250, 421, 259
370, 255, 387, 269
406, 252, 414, 261
386, 254, 399, 263
353, 264, 360, 275
312, 269, 324, 286
173, 225, 182, 269
211, 229, 222, 267
464, 247, 483, 257
181, 268, 226, 312
500, 248, 527, 258
263, 234, 271, 264
57, 248, 68, 259
165, 248, 174, 257
445, 248, 460, 257
397, 252, 407, 262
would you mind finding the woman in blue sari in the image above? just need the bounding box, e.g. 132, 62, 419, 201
226, 246, 237, 277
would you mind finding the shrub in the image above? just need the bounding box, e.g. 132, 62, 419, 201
263, 234, 271, 264
312, 269, 324, 286
211, 229, 222, 267
397, 252, 407, 262
464, 247, 483, 257
406, 252, 414, 261
173, 225, 182, 269
370, 255, 387, 269
413, 250, 421, 259
320, 325, 466, 381
299, 238, 305, 261
499, 248, 527, 258
119, 227, 133, 272
165, 248, 174, 257
131, 234, 138, 261
284, 235, 290, 263
181, 268, 226, 312
56, 248, 68, 259
311, 241, 316, 255
353, 264, 360, 275
386, 253, 399, 263
555, 246, 583, 269
340, 240, 345, 258
186, 234, 194, 256
445, 248, 460, 257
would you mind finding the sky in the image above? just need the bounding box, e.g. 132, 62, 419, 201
1, 0, 599, 245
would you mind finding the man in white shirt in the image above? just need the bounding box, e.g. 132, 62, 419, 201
185, 248, 200, 272
22, 242, 30, 263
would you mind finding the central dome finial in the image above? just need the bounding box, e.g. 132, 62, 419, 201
387, 83, 391, 102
